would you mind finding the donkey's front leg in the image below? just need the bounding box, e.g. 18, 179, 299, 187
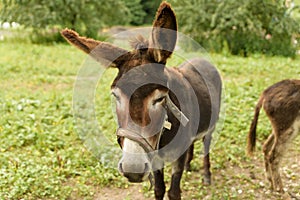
168, 153, 187, 200
154, 169, 165, 200
184, 144, 194, 171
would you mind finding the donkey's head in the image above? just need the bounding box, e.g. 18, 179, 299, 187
62, 2, 177, 182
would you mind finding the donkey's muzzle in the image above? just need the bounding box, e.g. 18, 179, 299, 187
118, 162, 150, 183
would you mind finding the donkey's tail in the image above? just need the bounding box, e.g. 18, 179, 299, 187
247, 95, 264, 156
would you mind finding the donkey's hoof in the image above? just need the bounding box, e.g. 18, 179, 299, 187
168, 192, 181, 200
168, 195, 181, 200
202, 176, 211, 186
275, 187, 284, 193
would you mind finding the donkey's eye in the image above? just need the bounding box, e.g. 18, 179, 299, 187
153, 96, 166, 105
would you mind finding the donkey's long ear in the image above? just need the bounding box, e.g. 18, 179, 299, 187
149, 2, 177, 64
61, 29, 129, 67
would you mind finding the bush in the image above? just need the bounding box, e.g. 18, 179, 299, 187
140, 0, 162, 24
170, 0, 300, 57
0, 0, 130, 40
124, 0, 146, 25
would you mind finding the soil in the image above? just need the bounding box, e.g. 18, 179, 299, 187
95, 185, 151, 200
93, 144, 300, 200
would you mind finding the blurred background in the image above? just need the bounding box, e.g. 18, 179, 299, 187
1, 0, 299, 57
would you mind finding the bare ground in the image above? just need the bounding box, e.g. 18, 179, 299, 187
93, 143, 300, 200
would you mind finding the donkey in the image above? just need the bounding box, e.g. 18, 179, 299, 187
61, 2, 221, 199
247, 79, 300, 192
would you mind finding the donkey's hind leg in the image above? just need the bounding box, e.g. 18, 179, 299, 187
185, 143, 194, 171
262, 133, 275, 189
267, 132, 285, 192
269, 124, 299, 192
203, 134, 212, 185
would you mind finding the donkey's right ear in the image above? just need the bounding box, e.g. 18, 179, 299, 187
61, 29, 129, 67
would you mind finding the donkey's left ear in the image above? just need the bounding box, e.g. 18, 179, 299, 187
149, 2, 177, 64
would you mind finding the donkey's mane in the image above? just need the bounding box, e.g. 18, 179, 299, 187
129, 35, 149, 50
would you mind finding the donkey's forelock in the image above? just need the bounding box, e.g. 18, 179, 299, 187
129, 35, 149, 50
112, 64, 168, 96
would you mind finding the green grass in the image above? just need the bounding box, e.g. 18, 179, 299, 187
0, 41, 122, 199
0, 39, 299, 199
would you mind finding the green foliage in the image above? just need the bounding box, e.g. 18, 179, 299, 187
169, 0, 218, 41
0, 0, 163, 41
124, 0, 162, 25
0, 0, 130, 39
124, 0, 146, 25
170, 0, 300, 57
141, 0, 162, 24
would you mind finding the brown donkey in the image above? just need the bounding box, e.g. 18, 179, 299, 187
247, 79, 300, 192
62, 2, 221, 199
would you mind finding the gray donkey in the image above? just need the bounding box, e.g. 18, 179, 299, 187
62, 2, 221, 199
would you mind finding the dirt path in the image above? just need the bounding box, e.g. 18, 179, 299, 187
95, 184, 151, 200
93, 146, 300, 200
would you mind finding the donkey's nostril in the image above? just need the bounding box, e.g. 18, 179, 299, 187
118, 161, 151, 183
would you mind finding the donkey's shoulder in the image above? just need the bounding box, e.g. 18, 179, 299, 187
178, 58, 218, 77
176, 58, 221, 90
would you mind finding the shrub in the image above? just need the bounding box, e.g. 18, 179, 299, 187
170, 0, 300, 57
0, 0, 130, 40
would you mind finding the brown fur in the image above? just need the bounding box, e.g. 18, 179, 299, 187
247, 79, 300, 192
129, 34, 149, 50
61, 29, 129, 67
149, 2, 177, 63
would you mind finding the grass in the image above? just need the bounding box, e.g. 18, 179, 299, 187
0, 39, 299, 199
0, 41, 122, 199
